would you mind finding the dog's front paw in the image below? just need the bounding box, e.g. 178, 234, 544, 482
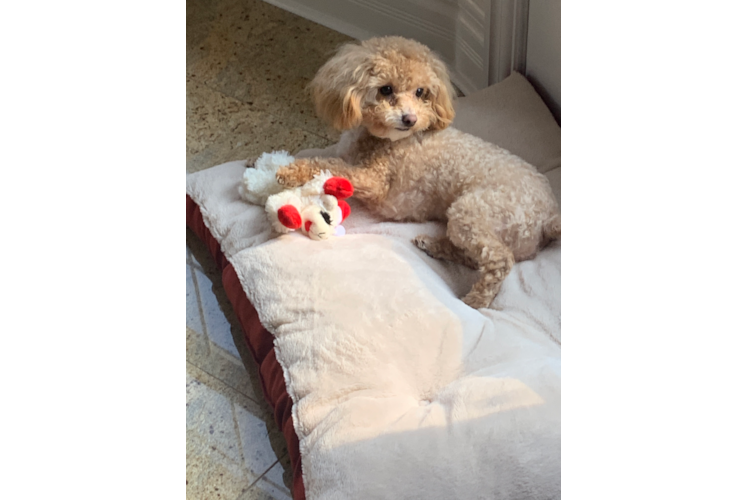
276, 160, 312, 188
276, 166, 299, 187
413, 235, 436, 258
461, 290, 492, 309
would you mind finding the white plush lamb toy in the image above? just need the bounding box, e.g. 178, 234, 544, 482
239, 151, 353, 241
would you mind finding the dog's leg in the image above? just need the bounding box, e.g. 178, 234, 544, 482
275, 158, 320, 186
445, 194, 516, 309
277, 157, 388, 203
413, 235, 479, 270
451, 224, 515, 309
461, 241, 514, 309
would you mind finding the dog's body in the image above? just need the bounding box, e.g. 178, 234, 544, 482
275, 36, 560, 308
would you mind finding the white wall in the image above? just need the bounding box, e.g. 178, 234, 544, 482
263, 0, 560, 122
261, 0, 495, 94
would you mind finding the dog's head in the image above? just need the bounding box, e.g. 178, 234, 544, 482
310, 36, 456, 141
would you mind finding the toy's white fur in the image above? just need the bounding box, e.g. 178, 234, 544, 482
239, 150, 295, 205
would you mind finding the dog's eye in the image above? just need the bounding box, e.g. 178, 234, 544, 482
379, 85, 393, 96
415, 88, 424, 98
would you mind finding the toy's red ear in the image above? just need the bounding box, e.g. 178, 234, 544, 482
338, 199, 351, 221
324, 177, 354, 199
278, 205, 301, 229
304, 220, 313, 232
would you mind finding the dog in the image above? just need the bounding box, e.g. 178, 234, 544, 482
276, 36, 560, 308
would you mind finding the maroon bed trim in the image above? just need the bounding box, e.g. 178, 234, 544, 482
187, 195, 305, 500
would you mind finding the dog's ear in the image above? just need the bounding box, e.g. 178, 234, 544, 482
428, 56, 456, 131
310, 43, 372, 131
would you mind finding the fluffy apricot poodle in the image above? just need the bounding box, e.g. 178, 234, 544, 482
275, 36, 561, 308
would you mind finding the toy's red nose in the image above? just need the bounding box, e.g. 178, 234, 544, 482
324, 177, 354, 199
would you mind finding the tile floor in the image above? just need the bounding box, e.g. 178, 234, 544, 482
186, 0, 353, 498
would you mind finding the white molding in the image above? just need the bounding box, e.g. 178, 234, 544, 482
511, 0, 529, 75
452, 0, 491, 93
348, 0, 454, 41
261, 0, 378, 41
488, 0, 529, 85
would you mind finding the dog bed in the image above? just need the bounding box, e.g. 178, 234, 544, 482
186, 72, 561, 500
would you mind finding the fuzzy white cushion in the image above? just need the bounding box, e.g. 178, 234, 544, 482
186, 72, 561, 499
188, 161, 560, 499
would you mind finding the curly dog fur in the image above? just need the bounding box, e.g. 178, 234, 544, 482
276, 36, 561, 308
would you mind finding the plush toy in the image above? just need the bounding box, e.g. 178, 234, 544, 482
238, 150, 295, 205
239, 151, 353, 240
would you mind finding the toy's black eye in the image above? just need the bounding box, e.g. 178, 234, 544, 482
415, 88, 424, 98
379, 85, 393, 96
321, 211, 332, 225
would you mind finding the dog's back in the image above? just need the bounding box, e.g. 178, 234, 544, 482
340, 127, 559, 231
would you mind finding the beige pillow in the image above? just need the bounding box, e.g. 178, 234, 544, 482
452, 72, 561, 174
543, 166, 561, 208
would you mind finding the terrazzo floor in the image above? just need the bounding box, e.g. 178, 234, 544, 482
186, 0, 353, 498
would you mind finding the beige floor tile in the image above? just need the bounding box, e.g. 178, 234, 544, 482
187, 0, 351, 143
187, 77, 332, 173
256, 460, 293, 499
187, 0, 299, 70
187, 324, 261, 405
187, 362, 287, 500
194, 266, 241, 358
236, 460, 292, 500
187, 264, 205, 335
187, 241, 264, 405
186, 227, 220, 275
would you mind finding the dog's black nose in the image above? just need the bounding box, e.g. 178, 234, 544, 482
401, 114, 417, 128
